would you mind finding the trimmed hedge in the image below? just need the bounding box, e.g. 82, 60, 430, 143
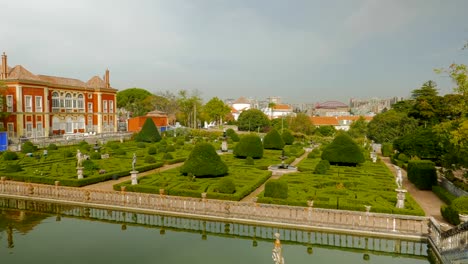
245, 156, 254, 165
216, 178, 236, 194
226, 128, 240, 142
321, 133, 365, 166
144, 156, 157, 163
180, 143, 228, 177
281, 130, 294, 145
21, 141, 37, 153
134, 118, 162, 143
3, 151, 18, 161
264, 180, 288, 199
432, 185, 456, 205
381, 143, 393, 157
314, 159, 330, 174
233, 134, 263, 159
407, 160, 437, 190
263, 129, 285, 150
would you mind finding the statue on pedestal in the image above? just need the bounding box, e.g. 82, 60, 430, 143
396, 168, 403, 189
132, 153, 137, 171
76, 150, 83, 167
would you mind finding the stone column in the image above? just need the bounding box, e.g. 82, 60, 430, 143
97, 92, 102, 133
77, 167, 84, 179
16, 85, 24, 137
130, 170, 139, 185
44, 87, 50, 136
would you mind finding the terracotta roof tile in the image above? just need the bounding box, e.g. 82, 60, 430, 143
38, 75, 86, 87
7, 65, 42, 81
86, 76, 106, 88
233, 96, 250, 104
310, 115, 373, 126
272, 104, 292, 110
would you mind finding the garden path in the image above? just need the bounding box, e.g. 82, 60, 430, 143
380, 156, 449, 225
82, 163, 183, 191
240, 151, 309, 202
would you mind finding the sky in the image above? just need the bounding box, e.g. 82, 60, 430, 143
1, 0, 467, 104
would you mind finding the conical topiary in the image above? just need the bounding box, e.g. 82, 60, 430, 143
281, 130, 294, 145
321, 133, 365, 166
180, 143, 228, 177
226, 128, 240, 142
263, 129, 285, 150
233, 134, 263, 159
134, 118, 162, 143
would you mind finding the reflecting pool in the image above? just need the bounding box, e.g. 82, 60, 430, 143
0, 198, 429, 264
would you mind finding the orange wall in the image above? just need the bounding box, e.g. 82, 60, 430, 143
128, 117, 168, 132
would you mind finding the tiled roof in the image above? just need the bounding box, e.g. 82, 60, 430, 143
38, 75, 87, 87
315, 101, 348, 109
86, 76, 106, 88
233, 96, 250, 104
310, 116, 373, 126
146, 110, 167, 117
7, 65, 42, 81
272, 104, 292, 110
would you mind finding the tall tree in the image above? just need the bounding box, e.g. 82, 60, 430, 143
289, 113, 314, 135
176, 90, 202, 128
203, 97, 231, 126
367, 110, 418, 143
347, 116, 368, 138
116, 88, 152, 117
237, 109, 270, 132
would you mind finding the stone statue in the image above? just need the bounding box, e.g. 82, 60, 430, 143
396, 168, 403, 189
76, 149, 83, 167
132, 153, 137, 171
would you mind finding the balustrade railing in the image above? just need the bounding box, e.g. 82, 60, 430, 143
0, 180, 429, 236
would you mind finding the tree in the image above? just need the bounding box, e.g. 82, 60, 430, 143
321, 133, 365, 166
393, 128, 443, 159
289, 113, 314, 135
237, 109, 270, 132
176, 90, 202, 128
263, 129, 285, 150
408, 81, 440, 125
347, 116, 368, 138
180, 143, 228, 177
367, 110, 418, 143
392, 100, 414, 114
411, 80, 438, 99
315, 125, 336, 137
281, 130, 294, 145
134, 118, 162, 143
117, 88, 152, 117
271, 117, 290, 132
203, 97, 231, 126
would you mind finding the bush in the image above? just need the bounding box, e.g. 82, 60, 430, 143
407, 160, 437, 190
307, 148, 320, 158
452, 196, 468, 214
107, 142, 120, 150
48, 144, 58, 150
137, 142, 146, 148
314, 159, 330, 174
432, 186, 456, 205
263, 129, 285, 150
264, 180, 288, 199
234, 134, 263, 159
176, 138, 185, 146
321, 133, 365, 166
281, 130, 294, 145
82, 160, 99, 171
180, 143, 228, 177
144, 156, 157, 164
78, 141, 91, 152
21, 141, 37, 153
217, 178, 236, 194
63, 150, 74, 158
3, 151, 18, 160
147, 146, 157, 155
5, 164, 22, 172
441, 205, 460, 225
397, 153, 409, 163
163, 153, 173, 160
226, 128, 240, 142
245, 156, 254, 165
90, 152, 101, 160
166, 145, 176, 152
134, 118, 162, 143
114, 149, 126, 156
381, 143, 393, 157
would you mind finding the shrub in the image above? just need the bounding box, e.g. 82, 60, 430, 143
5, 164, 22, 172
314, 159, 330, 174
381, 143, 393, 157
163, 153, 173, 160
180, 143, 228, 177
307, 148, 320, 158
82, 160, 99, 171
107, 142, 120, 150
281, 130, 294, 145
144, 156, 157, 164
48, 144, 58, 150
134, 118, 162, 143
3, 151, 18, 160
176, 138, 185, 146
245, 156, 254, 165
397, 153, 409, 163
226, 128, 240, 142
217, 178, 236, 194
441, 205, 460, 225
114, 149, 126, 156
166, 145, 176, 152
63, 150, 74, 158
452, 196, 468, 214
321, 133, 365, 166
147, 147, 157, 155
90, 152, 101, 160
263, 129, 285, 150
432, 186, 456, 205
407, 160, 437, 190
21, 141, 37, 153
137, 142, 146, 148
78, 141, 91, 151
264, 180, 288, 199
234, 134, 263, 159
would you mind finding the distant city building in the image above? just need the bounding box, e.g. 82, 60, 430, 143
313, 101, 350, 116
349, 97, 403, 115
310, 116, 373, 131
231, 96, 252, 120
262, 104, 295, 119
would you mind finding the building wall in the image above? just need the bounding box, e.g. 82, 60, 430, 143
128, 116, 168, 132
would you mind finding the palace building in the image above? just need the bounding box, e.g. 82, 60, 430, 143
0, 52, 118, 139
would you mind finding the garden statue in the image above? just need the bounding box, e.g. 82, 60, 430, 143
396, 168, 403, 189
76, 149, 83, 167
132, 153, 137, 171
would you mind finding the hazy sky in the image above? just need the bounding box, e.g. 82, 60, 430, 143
1, 0, 467, 104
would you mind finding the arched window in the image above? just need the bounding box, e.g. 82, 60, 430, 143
65, 93, 72, 109
77, 94, 84, 109
52, 92, 60, 109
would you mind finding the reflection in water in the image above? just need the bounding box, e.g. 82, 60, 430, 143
0, 197, 429, 264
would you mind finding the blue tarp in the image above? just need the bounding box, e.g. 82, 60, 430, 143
0, 132, 8, 152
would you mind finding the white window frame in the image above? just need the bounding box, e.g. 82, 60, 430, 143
7, 123, 14, 137
36, 121, 43, 137
87, 102, 93, 113
25, 95, 32, 112
26, 122, 33, 137
65, 93, 72, 109
77, 94, 84, 109
52, 92, 60, 109
103, 100, 108, 113
109, 100, 114, 113
35, 96, 43, 112
6, 95, 13, 112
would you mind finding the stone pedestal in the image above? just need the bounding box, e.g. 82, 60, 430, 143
77, 167, 84, 179
130, 171, 139, 185
221, 140, 228, 152
459, 214, 468, 223
395, 189, 407, 209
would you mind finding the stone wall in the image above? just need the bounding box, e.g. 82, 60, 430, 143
439, 177, 468, 198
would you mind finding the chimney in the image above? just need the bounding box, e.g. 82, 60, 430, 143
105, 69, 110, 88
1, 52, 7, 80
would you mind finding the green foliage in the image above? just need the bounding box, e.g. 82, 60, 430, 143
237, 109, 270, 132
90, 152, 101, 160
47, 144, 58, 150
315, 125, 336, 137
106, 142, 120, 150
321, 133, 365, 166
307, 148, 320, 158
407, 160, 437, 190
347, 116, 368, 138
226, 128, 240, 142
144, 156, 157, 163
281, 130, 294, 145
233, 134, 264, 159
5, 164, 22, 172
116, 87, 152, 116
3, 151, 18, 160
21, 141, 37, 153
393, 128, 442, 159
163, 153, 173, 160
289, 113, 314, 135
367, 110, 419, 144
381, 143, 393, 157
203, 97, 231, 124
180, 143, 228, 177
264, 180, 288, 199
441, 205, 460, 225
314, 159, 330, 174
63, 150, 74, 158
114, 149, 126, 156
263, 129, 285, 150
216, 178, 236, 194
134, 118, 162, 143
245, 156, 254, 165
432, 186, 456, 205
166, 145, 176, 152
397, 153, 409, 163
82, 160, 99, 171
147, 146, 157, 155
